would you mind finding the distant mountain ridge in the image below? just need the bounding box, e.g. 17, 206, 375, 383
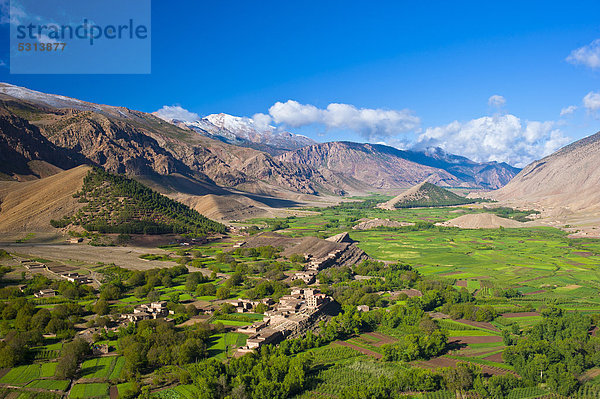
276, 141, 519, 190
0, 82, 519, 214
168, 112, 316, 155
0, 83, 352, 198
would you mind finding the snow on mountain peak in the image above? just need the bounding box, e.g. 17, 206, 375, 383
204, 113, 273, 136
183, 112, 316, 152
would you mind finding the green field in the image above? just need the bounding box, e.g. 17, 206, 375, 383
208, 333, 248, 359
213, 319, 253, 326
0, 364, 43, 386
24, 379, 70, 391
108, 357, 125, 381
69, 383, 110, 399
349, 226, 600, 302
151, 384, 204, 399
80, 356, 116, 380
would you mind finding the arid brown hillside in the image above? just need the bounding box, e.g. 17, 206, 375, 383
489, 131, 600, 216
0, 165, 91, 233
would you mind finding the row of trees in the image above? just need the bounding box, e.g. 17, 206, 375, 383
53, 167, 227, 236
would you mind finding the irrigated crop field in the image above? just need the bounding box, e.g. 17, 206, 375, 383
351, 226, 600, 303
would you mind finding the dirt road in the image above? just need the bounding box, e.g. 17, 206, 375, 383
0, 243, 177, 270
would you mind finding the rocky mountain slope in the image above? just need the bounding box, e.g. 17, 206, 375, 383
0, 83, 523, 224
488, 131, 600, 218
276, 142, 519, 190
0, 83, 355, 200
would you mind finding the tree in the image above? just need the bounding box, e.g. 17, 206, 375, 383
147, 290, 160, 302
30, 309, 51, 331
289, 254, 305, 263
196, 283, 217, 297
93, 299, 110, 316
255, 303, 269, 314
56, 338, 90, 379
220, 303, 236, 314
216, 287, 231, 300
123, 341, 146, 377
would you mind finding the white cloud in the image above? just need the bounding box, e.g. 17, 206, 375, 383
266, 100, 420, 140
583, 91, 600, 115
560, 105, 577, 116
567, 39, 600, 69
416, 114, 570, 168
488, 95, 506, 107
251, 112, 274, 132
154, 105, 199, 122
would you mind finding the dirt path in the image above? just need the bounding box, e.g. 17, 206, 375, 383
363, 332, 397, 346
334, 341, 383, 359
454, 319, 500, 332
501, 312, 540, 318
415, 356, 515, 376
109, 385, 118, 399
0, 243, 178, 270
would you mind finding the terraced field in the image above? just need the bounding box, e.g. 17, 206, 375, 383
350, 226, 600, 304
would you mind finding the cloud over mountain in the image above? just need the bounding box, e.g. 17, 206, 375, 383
254, 100, 420, 141
416, 114, 570, 168
583, 91, 600, 115
154, 105, 200, 122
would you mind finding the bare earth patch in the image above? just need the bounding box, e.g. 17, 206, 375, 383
416, 356, 515, 376
455, 319, 500, 332
501, 312, 540, 318
364, 332, 397, 347
335, 341, 383, 359
523, 290, 546, 296
449, 336, 503, 345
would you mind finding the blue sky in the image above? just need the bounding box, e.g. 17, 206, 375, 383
2, 0, 600, 166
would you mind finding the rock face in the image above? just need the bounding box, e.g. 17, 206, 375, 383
378, 181, 474, 210
276, 142, 519, 190
0, 107, 87, 179
489, 131, 600, 215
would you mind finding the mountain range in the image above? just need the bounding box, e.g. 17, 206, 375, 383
173, 113, 316, 155
0, 83, 522, 225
